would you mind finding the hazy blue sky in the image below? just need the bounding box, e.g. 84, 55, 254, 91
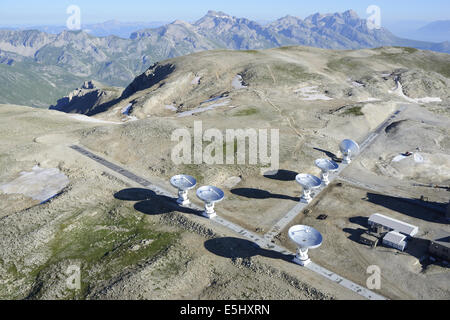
0, 0, 448, 26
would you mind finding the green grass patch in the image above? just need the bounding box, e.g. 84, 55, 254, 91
372, 49, 450, 78
241, 62, 321, 85
234, 108, 259, 117
27, 203, 179, 299
398, 47, 419, 54
327, 57, 366, 71
243, 50, 260, 54
181, 164, 205, 184
278, 46, 296, 50
6, 263, 20, 279
343, 106, 364, 116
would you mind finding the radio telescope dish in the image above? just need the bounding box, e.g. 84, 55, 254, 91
288, 225, 323, 266
339, 139, 360, 164
295, 174, 322, 203
196, 186, 225, 219
315, 159, 339, 185
170, 175, 197, 206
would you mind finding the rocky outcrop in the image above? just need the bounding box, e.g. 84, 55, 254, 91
50, 80, 123, 116
121, 63, 176, 99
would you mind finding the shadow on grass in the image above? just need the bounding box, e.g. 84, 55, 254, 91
313, 148, 342, 163
349, 216, 369, 228
204, 237, 294, 262
263, 169, 298, 181
114, 188, 201, 216
231, 188, 299, 202
343, 227, 366, 243
366, 193, 449, 224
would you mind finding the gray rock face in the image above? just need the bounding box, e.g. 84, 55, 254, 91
121, 63, 176, 99
10, 20, 169, 39
0, 29, 54, 56
49, 80, 122, 115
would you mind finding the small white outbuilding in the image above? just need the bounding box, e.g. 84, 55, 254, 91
382, 231, 408, 251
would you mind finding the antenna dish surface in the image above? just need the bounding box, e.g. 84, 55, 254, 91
288, 225, 323, 249
295, 174, 322, 189
315, 159, 339, 172
339, 139, 360, 155
170, 175, 197, 191
197, 186, 225, 204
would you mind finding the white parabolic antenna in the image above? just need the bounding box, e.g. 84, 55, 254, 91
288, 225, 323, 266
315, 159, 339, 185
170, 175, 197, 205
339, 139, 360, 164
196, 186, 225, 218
296, 174, 322, 203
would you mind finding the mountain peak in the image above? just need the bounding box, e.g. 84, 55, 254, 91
305, 10, 361, 22
172, 19, 190, 26
343, 9, 359, 17
56, 29, 88, 39
102, 19, 121, 25
304, 12, 329, 23
280, 14, 299, 19
274, 15, 302, 25
205, 10, 232, 19
195, 10, 235, 27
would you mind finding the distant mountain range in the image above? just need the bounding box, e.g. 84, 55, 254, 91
414, 20, 450, 43
0, 10, 449, 107
386, 19, 450, 43
7, 20, 168, 39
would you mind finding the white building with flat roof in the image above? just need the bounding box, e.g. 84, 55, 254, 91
383, 231, 408, 251
368, 213, 419, 237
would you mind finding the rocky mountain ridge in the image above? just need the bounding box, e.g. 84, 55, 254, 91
0, 10, 449, 107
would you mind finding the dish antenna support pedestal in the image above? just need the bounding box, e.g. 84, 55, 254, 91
315, 159, 339, 186
294, 248, 312, 266
343, 151, 352, 164
296, 174, 322, 204
302, 189, 313, 204
340, 139, 360, 165
170, 175, 197, 206
177, 190, 190, 206
204, 202, 217, 219
322, 172, 330, 185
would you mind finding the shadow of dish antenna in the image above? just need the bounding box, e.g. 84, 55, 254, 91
196, 186, 225, 219
339, 139, 360, 164
288, 225, 323, 266
296, 174, 322, 204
